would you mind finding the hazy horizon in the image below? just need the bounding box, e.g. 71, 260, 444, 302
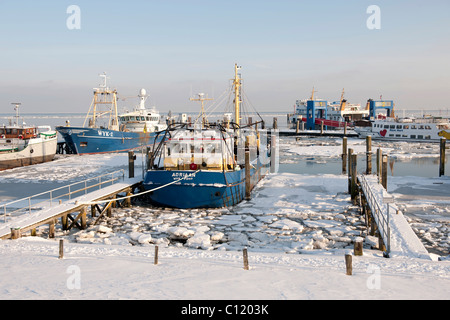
1, 1, 449, 114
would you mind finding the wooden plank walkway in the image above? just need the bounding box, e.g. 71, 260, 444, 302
0, 177, 142, 240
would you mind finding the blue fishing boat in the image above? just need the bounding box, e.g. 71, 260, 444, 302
142, 64, 273, 209
56, 74, 167, 155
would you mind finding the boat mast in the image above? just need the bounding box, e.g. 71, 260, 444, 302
233, 64, 242, 126
11, 103, 21, 126
190, 93, 213, 128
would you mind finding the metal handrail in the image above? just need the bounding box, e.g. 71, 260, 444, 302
1, 169, 125, 223
359, 174, 391, 257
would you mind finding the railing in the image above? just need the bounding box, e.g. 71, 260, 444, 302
1, 170, 125, 223
359, 174, 391, 257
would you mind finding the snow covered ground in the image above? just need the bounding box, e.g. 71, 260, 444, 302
0, 137, 449, 300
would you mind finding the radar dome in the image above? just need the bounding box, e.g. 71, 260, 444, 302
139, 88, 147, 97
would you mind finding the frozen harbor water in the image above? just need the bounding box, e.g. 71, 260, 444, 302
0, 136, 448, 259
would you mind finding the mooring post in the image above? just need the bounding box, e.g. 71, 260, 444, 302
296, 119, 300, 134
351, 154, 358, 204
366, 136, 372, 174
270, 134, 278, 174
245, 151, 251, 200
320, 121, 324, 135
377, 148, 382, 183
354, 238, 363, 256
10, 227, 21, 240
80, 207, 87, 230
342, 137, 347, 174
154, 245, 159, 265
272, 117, 278, 130
49, 220, 55, 239
344, 122, 347, 135
243, 248, 249, 270
128, 151, 135, 178
440, 137, 446, 177
382, 155, 388, 189
59, 239, 64, 259
347, 148, 353, 193
345, 254, 352, 275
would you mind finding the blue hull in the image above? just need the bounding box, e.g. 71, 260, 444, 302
143, 162, 269, 209
56, 126, 162, 155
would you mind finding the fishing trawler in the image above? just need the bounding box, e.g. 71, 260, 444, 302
0, 103, 57, 171
56, 74, 167, 155
142, 64, 272, 209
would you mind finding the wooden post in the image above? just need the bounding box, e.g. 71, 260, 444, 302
61, 214, 68, 231
31, 228, 37, 237
272, 117, 278, 130
354, 239, 363, 256
59, 239, 64, 259
154, 245, 159, 265
128, 151, 135, 178
296, 119, 300, 134
320, 121, 324, 135
243, 248, 249, 270
366, 136, 372, 174
376, 148, 382, 183
245, 151, 251, 200
378, 232, 386, 252
382, 155, 388, 189
351, 154, 358, 203
49, 220, 55, 239
342, 137, 347, 174
10, 228, 21, 240
344, 122, 347, 135
80, 207, 87, 230
345, 254, 352, 275
440, 137, 446, 177
347, 148, 353, 193
270, 134, 277, 174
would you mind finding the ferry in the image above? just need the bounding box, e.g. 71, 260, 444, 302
56, 74, 167, 155
288, 88, 369, 128
142, 64, 272, 209
0, 104, 57, 171
355, 116, 450, 142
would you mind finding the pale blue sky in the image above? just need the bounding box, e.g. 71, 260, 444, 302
0, 0, 449, 114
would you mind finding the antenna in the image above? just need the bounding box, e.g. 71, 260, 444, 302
11, 102, 21, 126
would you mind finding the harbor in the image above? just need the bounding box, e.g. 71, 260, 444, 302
1, 1, 450, 302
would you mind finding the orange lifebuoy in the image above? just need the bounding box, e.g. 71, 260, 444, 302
1, 134, 5, 139
18, 135, 23, 140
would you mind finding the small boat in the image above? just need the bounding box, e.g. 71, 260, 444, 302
0, 103, 57, 171
142, 64, 272, 209
355, 116, 450, 142
56, 74, 167, 155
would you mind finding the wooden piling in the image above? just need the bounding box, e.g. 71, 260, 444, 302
128, 151, 135, 178
49, 220, 55, 239
273, 117, 278, 130
345, 254, 352, 275
243, 248, 249, 270
154, 245, 159, 265
440, 137, 446, 177
59, 239, 64, 259
10, 228, 21, 240
320, 121, 324, 135
296, 119, 300, 134
351, 154, 358, 203
376, 148, 382, 183
382, 155, 388, 189
80, 207, 87, 230
347, 148, 353, 193
366, 136, 372, 174
354, 240, 363, 256
342, 137, 347, 174
245, 151, 251, 200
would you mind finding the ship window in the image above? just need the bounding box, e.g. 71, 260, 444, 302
396, 134, 401, 137
384, 125, 389, 129
80, 142, 88, 147
397, 125, 402, 129
146, 117, 150, 121
403, 125, 409, 129
402, 134, 408, 137
390, 125, 395, 129
140, 117, 145, 121
419, 125, 424, 129
425, 135, 431, 139
425, 125, 431, 130
418, 135, 423, 139
410, 135, 416, 139
389, 134, 394, 137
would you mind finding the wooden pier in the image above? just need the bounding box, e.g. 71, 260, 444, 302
0, 174, 142, 240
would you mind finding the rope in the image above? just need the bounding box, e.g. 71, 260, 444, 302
77, 170, 200, 206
